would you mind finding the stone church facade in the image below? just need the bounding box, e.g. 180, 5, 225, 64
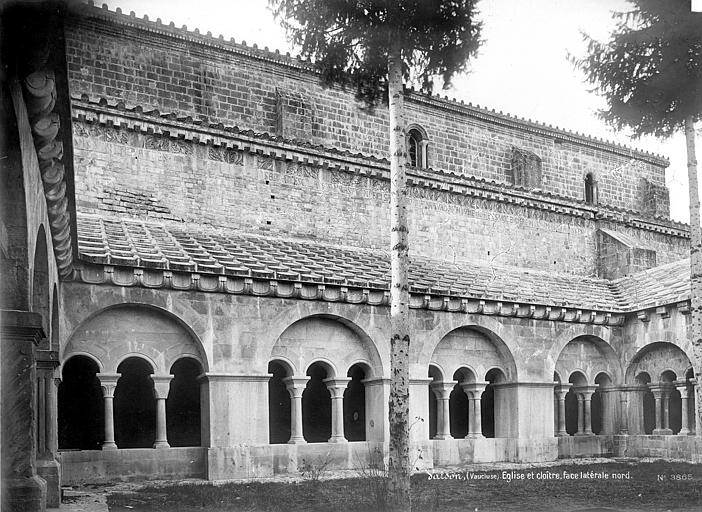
2, 2, 701, 510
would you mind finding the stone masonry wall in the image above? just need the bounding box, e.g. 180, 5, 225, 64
71, 123, 690, 274
64, 8, 668, 215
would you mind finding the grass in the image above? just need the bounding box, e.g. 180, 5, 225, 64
107, 460, 702, 512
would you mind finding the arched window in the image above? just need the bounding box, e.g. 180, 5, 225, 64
407, 126, 428, 168
449, 371, 469, 439
268, 360, 292, 444
482, 369, 506, 438
565, 372, 588, 436
591, 373, 612, 435
302, 362, 332, 442
58, 356, 103, 450
114, 357, 156, 448
166, 358, 203, 447
584, 173, 597, 204
344, 364, 366, 441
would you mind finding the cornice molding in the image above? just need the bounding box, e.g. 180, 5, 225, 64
68, 262, 626, 326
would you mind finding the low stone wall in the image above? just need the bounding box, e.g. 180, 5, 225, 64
557, 435, 615, 459
206, 442, 387, 480
433, 437, 558, 466
59, 447, 207, 485
623, 435, 702, 462
60, 436, 702, 485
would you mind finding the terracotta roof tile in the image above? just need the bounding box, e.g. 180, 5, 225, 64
76, 213, 692, 312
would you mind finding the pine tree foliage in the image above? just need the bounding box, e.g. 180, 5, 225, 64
269, 2, 482, 509
574, 0, 702, 137
576, 0, 702, 441
270, 0, 482, 106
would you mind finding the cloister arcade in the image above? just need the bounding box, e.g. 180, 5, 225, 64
57, 305, 699, 457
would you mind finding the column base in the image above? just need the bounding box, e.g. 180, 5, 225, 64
653, 428, 673, 435
467, 433, 482, 439
153, 440, 170, 449
36, 458, 60, 508
678, 428, 691, 436
327, 436, 348, 444
288, 437, 307, 445
574, 432, 593, 437
555, 432, 569, 437
433, 434, 452, 440
101, 441, 118, 450
4, 475, 47, 512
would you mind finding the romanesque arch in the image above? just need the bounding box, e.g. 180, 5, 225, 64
58, 355, 103, 450
60, 304, 207, 450
62, 303, 208, 374
429, 326, 516, 440
269, 315, 383, 444
625, 343, 694, 436
555, 335, 620, 437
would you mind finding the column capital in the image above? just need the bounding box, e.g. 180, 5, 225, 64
283, 376, 310, 398
574, 385, 597, 400
430, 380, 457, 400
460, 381, 489, 399
97, 372, 121, 397
324, 377, 351, 398
554, 383, 572, 400
675, 380, 691, 398
151, 374, 173, 399
648, 383, 673, 398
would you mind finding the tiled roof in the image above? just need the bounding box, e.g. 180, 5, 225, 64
613, 259, 690, 311
76, 213, 630, 311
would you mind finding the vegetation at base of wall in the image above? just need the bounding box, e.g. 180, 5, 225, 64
106, 460, 702, 512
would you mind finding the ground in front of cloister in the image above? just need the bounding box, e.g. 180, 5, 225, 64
65, 459, 701, 512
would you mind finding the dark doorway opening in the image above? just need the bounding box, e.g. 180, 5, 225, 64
167, 358, 202, 447
114, 357, 155, 448
58, 356, 103, 450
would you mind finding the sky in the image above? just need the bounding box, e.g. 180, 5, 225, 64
101, 0, 698, 223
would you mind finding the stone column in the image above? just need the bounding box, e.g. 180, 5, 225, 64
462, 382, 488, 438
284, 376, 310, 444
324, 378, 351, 443
554, 383, 571, 437
662, 386, 671, 430
430, 380, 456, 440
574, 386, 596, 436
689, 378, 697, 435
1, 310, 47, 512
675, 380, 691, 435
618, 388, 629, 434
650, 384, 672, 435
151, 375, 173, 449
97, 373, 121, 450
36, 349, 60, 507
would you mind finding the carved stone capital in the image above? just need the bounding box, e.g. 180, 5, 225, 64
151, 374, 173, 399
283, 376, 310, 398
430, 380, 457, 400
97, 373, 121, 398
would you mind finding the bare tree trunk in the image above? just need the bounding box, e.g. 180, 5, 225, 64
386, 43, 411, 510
686, 117, 702, 437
